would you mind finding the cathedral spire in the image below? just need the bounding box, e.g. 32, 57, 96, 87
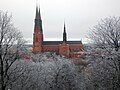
38, 6, 41, 19
63, 22, 67, 42
35, 5, 39, 19
34, 4, 43, 32
33, 3, 43, 53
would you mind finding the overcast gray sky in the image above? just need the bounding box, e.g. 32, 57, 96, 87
0, 0, 120, 43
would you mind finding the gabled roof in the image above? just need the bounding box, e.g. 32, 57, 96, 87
43, 41, 62, 45
66, 41, 82, 44
43, 41, 82, 45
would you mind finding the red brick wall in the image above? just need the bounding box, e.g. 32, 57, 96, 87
69, 44, 83, 52
59, 43, 70, 57
33, 27, 43, 53
42, 45, 59, 53
33, 38, 84, 58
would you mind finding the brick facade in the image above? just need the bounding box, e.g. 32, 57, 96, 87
32, 6, 84, 58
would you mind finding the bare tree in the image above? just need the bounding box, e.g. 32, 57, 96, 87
89, 17, 120, 89
0, 11, 25, 90
90, 16, 120, 51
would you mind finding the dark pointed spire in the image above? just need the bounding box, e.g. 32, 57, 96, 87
38, 6, 41, 19
34, 4, 43, 33
63, 22, 67, 42
64, 22, 66, 33
35, 5, 39, 19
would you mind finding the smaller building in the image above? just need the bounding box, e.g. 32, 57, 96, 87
32, 6, 84, 58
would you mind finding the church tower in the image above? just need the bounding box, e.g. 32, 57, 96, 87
33, 6, 43, 53
59, 22, 70, 57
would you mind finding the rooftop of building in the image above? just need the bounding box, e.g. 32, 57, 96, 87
43, 41, 82, 45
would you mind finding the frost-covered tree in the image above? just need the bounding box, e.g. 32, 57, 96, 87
83, 46, 120, 90
88, 16, 120, 90
0, 11, 25, 90
90, 16, 120, 51
8, 53, 86, 90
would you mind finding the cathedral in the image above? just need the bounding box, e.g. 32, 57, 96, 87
32, 6, 84, 58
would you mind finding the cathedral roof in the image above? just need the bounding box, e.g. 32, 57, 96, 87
43, 41, 82, 45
